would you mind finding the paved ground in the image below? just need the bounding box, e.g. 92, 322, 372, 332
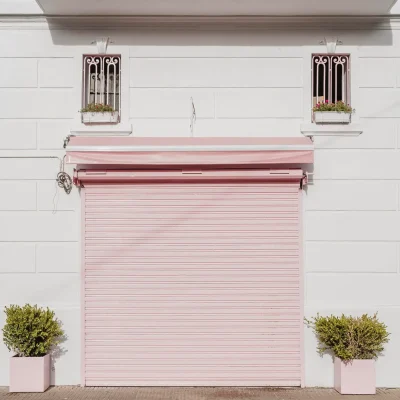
0, 387, 399, 400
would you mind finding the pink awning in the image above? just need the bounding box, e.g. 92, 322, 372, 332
66, 137, 313, 167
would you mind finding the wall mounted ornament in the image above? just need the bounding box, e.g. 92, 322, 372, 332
320, 37, 343, 54
92, 37, 111, 54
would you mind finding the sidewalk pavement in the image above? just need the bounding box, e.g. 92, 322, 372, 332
1, 387, 400, 400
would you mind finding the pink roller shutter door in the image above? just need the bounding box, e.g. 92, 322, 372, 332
82, 173, 303, 386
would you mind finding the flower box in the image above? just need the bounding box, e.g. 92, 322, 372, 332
9, 354, 50, 392
82, 111, 119, 124
334, 358, 376, 395
314, 111, 351, 124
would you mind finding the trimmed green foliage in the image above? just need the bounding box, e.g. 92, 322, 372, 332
2, 304, 64, 357
80, 103, 115, 113
313, 101, 353, 113
305, 313, 389, 362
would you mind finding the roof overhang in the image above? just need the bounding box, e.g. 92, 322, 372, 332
66, 137, 314, 167
35, 0, 397, 16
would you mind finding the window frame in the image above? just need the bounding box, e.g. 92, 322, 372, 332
81, 54, 122, 122
311, 53, 351, 108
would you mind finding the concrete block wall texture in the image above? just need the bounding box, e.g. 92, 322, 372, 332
0, 19, 400, 387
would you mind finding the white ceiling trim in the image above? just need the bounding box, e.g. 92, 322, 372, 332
35, 0, 397, 17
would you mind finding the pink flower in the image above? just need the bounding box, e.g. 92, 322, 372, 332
325, 100, 329, 104
316, 103, 320, 108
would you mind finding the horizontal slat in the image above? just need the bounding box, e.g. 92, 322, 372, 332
85, 328, 300, 336
85, 246, 299, 253
85, 349, 300, 357
85, 332, 300, 339
84, 292, 298, 299
84, 320, 299, 328
85, 289, 299, 296
85, 220, 298, 227
85, 357, 300, 365
85, 344, 301, 352
84, 380, 301, 386
85, 314, 300, 322
85, 367, 301, 376
85, 210, 299, 218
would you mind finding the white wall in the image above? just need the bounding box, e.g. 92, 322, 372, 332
0, 19, 400, 388
0, 0, 42, 13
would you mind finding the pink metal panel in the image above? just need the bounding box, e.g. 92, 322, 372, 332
82, 173, 302, 387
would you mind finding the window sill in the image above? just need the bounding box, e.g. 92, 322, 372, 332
70, 122, 132, 137
300, 122, 363, 137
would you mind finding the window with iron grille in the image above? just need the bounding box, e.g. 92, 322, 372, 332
82, 55, 121, 118
312, 54, 350, 107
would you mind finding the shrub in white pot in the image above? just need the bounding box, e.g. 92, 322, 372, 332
313, 101, 354, 124
305, 313, 389, 395
80, 103, 119, 124
2, 304, 64, 392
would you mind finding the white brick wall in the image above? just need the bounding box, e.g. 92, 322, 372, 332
306, 181, 398, 211
36, 243, 79, 273
0, 243, 36, 273
37, 180, 79, 211
37, 120, 72, 150
306, 242, 398, 273
313, 118, 397, 149
359, 58, 396, 88
0, 212, 77, 241
0, 182, 37, 210
0, 158, 60, 179
2, 21, 400, 390
0, 273, 79, 305
38, 58, 75, 88
0, 89, 75, 119
313, 150, 400, 179
130, 58, 303, 88
0, 58, 37, 87
0, 120, 37, 149
130, 89, 215, 118
307, 212, 400, 241
216, 88, 302, 118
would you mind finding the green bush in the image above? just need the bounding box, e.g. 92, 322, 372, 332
304, 313, 389, 362
80, 103, 115, 113
313, 101, 353, 113
2, 304, 64, 357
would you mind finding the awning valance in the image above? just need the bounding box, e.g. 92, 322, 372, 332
66, 137, 313, 167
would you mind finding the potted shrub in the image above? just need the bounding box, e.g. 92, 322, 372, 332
80, 103, 119, 124
2, 304, 64, 393
305, 313, 389, 395
313, 101, 354, 124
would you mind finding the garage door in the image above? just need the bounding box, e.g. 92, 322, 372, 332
82, 171, 303, 386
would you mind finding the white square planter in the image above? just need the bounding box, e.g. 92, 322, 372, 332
82, 111, 119, 124
334, 358, 376, 395
9, 354, 50, 392
314, 111, 351, 124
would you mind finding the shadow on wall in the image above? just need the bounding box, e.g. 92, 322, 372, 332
44, 17, 394, 48
50, 330, 68, 386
